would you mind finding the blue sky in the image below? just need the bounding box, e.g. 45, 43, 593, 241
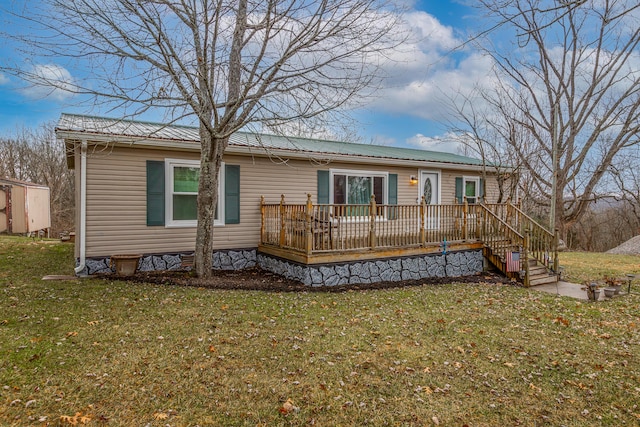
0, 1, 488, 153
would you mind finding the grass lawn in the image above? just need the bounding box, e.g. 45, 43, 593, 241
1, 236, 639, 426
559, 251, 640, 284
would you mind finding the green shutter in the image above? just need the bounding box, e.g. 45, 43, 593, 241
388, 174, 398, 205
455, 177, 463, 204
225, 165, 240, 224
388, 174, 398, 219
146, 160, 165, 226
479, 178, 485, 202
317, 170, 329, 204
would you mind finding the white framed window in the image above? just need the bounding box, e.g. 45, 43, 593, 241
165, 159, 224, 227
330, 169, 388, 205
463, 176, 480, 204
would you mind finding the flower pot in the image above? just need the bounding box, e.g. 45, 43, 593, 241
111, 254, 142, 277
603, 287, 616, 298
592, 289, 601, 301
612, 284, 622, 295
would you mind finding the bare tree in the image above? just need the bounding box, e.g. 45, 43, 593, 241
609, 146, 640, 221
473, 0, 640, 240
0, 124, 75, 235
442, 87, 523, 203
3, 1, 403, 277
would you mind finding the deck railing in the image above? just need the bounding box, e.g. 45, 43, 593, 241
260, 194, 489, 254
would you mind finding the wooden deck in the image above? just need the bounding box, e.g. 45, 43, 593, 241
259, 195, 560, 286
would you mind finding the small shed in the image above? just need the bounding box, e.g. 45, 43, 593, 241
0, 178, 51, 235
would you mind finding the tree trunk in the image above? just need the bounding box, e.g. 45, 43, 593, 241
194, 128, 227, 278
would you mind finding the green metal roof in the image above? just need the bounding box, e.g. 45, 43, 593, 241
57, 113, 485, 166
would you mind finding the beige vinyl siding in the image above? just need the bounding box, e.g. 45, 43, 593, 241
83, 144, 501, 257
85, 146, 194, 257
484, 174, 501, 203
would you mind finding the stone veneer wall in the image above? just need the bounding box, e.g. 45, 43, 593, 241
257, 250, 484, 286
78, 248, 484, 286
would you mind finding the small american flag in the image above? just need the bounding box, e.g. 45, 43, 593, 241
506, 250, 521, 273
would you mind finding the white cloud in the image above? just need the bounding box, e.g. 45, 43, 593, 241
406, 132, 463, 154
20, 64, 77, 101
0, 73, 8, 85
368, 10, 498, 122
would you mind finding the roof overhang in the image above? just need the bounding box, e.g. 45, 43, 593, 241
56, 129, 499, 173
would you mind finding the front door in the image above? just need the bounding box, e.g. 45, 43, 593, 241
419, 171, 440, 229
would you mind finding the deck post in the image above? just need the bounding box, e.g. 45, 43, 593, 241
524, 230, 530, 287
419, 196, 426, 246
553, 228, 559, 273
463, 197, 468, 241
260, 195, 265, 244
369, 195, 377, 249
305, 194, 313, 255
279, 194, 285, 248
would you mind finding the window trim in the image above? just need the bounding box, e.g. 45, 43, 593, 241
329, 168, 389, 205
463, 175, 480, 204
164, 159, 225, 228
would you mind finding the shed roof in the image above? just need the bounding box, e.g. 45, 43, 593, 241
56, 113, 486, 167
0, 177, 49, 189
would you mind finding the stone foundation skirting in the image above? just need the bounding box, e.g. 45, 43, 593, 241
78, 248, 483, 286
256, 250, 484, 286
78, 249, 257, 276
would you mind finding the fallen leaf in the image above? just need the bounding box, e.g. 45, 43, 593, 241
554, 317, 570, 326
60, 412, 92, 425
153, 412, 169, 420
279, 398, 298, 415
66, 331, 78, 337
208, 345, 216, 353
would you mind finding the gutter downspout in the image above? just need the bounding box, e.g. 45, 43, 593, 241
74, 140, 87, 275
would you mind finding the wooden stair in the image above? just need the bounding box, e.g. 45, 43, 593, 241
526, 258, 558, 287
479, 203, 559, 287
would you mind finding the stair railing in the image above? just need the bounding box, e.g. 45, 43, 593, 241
478, 203, 525, 279
506, 202, 558, 272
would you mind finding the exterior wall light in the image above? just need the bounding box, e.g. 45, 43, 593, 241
409, 175, 418, 185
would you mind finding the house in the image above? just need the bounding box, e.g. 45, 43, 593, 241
56, 114, 558, 286
0, 177, 51, 236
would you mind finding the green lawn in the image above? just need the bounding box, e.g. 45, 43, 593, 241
1, 236, 639, 426
559, 251, 640, 284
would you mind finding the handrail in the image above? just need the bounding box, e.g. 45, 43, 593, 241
479, 203, 524, 240
477, 203, 526, 280
507, 202, 554, 238
506, 202, 558, 272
